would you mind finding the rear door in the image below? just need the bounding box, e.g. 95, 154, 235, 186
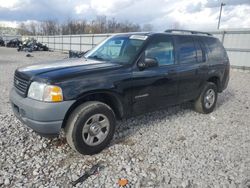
201, 37, 230, 91
176, 35, 208, 102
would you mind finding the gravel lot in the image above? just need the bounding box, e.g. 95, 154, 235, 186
0, 47, 250, 187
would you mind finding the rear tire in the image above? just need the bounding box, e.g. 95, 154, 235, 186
65, 101, 116, 155
194, 82, 218, 114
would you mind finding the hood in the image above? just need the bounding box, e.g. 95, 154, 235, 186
17, 58, 122, 82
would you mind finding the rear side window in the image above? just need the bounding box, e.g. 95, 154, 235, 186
202, 37, 227, 62
177, 36, 196, 64
145, 36, 174, 66
194, 38, 206, 63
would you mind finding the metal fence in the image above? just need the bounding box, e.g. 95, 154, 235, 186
22, 34, 112, 52
210, 29, 250, 69
5, 29, 250, 69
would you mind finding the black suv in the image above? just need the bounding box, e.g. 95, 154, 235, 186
10, 30, 230, 154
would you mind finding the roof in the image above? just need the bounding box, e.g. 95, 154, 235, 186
112, 30, 215, 39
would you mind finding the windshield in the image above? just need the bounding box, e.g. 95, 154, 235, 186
85, 35, 147, 64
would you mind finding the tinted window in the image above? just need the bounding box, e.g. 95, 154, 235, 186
202, 37, 227, 62
178, 36, 196, 64
194, 38, 206, 63
145, 36, 174, 66
178, 36, 208, 64
179, 36, 196, 63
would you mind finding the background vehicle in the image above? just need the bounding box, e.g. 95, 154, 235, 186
10, 30, 230, 154
17, 39, 49, 52
0, 37, 5, 46
6, 38, 22, 48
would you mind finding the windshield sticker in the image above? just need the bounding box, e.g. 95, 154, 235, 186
130, 35, 148, 40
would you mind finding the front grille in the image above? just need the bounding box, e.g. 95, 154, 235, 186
14, 73, 29, 97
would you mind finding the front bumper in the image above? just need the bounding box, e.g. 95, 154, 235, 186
10, 88, 75, 136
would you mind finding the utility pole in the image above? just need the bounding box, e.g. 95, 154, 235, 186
217, 2, 226, 30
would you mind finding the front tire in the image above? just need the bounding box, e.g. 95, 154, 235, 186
194, 82, 218, 114
65, 101, 116, 155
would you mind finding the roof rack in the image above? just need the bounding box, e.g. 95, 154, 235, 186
165, 29, 212, 36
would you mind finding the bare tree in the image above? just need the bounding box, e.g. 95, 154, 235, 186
29, 21, 37, 35
61, 19, 87, 35
18, 22, 30, 35
107, 18, 117, 33
18, 17, 142, 36
41, 20, 60, 35
117, 21, 141, 33
95, 16, 107, 33
85, 16, 141, 34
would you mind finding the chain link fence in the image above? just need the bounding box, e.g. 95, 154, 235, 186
23, 33, 112, 52
210, 29, 250, 69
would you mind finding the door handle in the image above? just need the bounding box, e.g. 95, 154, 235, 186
199, 65, 208, 70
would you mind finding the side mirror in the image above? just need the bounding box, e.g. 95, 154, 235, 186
138, 57, 158, 70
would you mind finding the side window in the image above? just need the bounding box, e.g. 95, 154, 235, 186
194, 39, 206, 63
122, 39, 144, 58
145, 36, 174, 66
178, 36, 196, 64
202, 37, 227, 62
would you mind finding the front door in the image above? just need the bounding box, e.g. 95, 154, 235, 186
131, 35, 179, 115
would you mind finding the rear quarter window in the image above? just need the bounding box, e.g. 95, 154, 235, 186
202, 37, 227, 63
194, 38, 206, 63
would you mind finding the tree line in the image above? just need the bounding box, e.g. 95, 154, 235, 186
18, 16, 153, 35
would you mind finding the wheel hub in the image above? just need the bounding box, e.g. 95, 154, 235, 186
82, 114, 110, 146
204, 88, 215, 109
89, 123, 101, 135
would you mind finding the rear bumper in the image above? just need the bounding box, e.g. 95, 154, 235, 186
10, 88, 75, 136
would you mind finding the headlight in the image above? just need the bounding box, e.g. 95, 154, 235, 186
27, 82, 46, 101
28, 82, 63, 102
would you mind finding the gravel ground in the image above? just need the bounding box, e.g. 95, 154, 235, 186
0, 47, 250, 188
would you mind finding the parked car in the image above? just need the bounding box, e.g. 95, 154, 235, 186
6, 38, 22, 48
10, 30, 230, 155
0, 37, 5, 46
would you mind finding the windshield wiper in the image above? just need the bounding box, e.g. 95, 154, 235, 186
82, 55, 87, 60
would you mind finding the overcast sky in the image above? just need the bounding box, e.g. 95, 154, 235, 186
0, 0, 250, 31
